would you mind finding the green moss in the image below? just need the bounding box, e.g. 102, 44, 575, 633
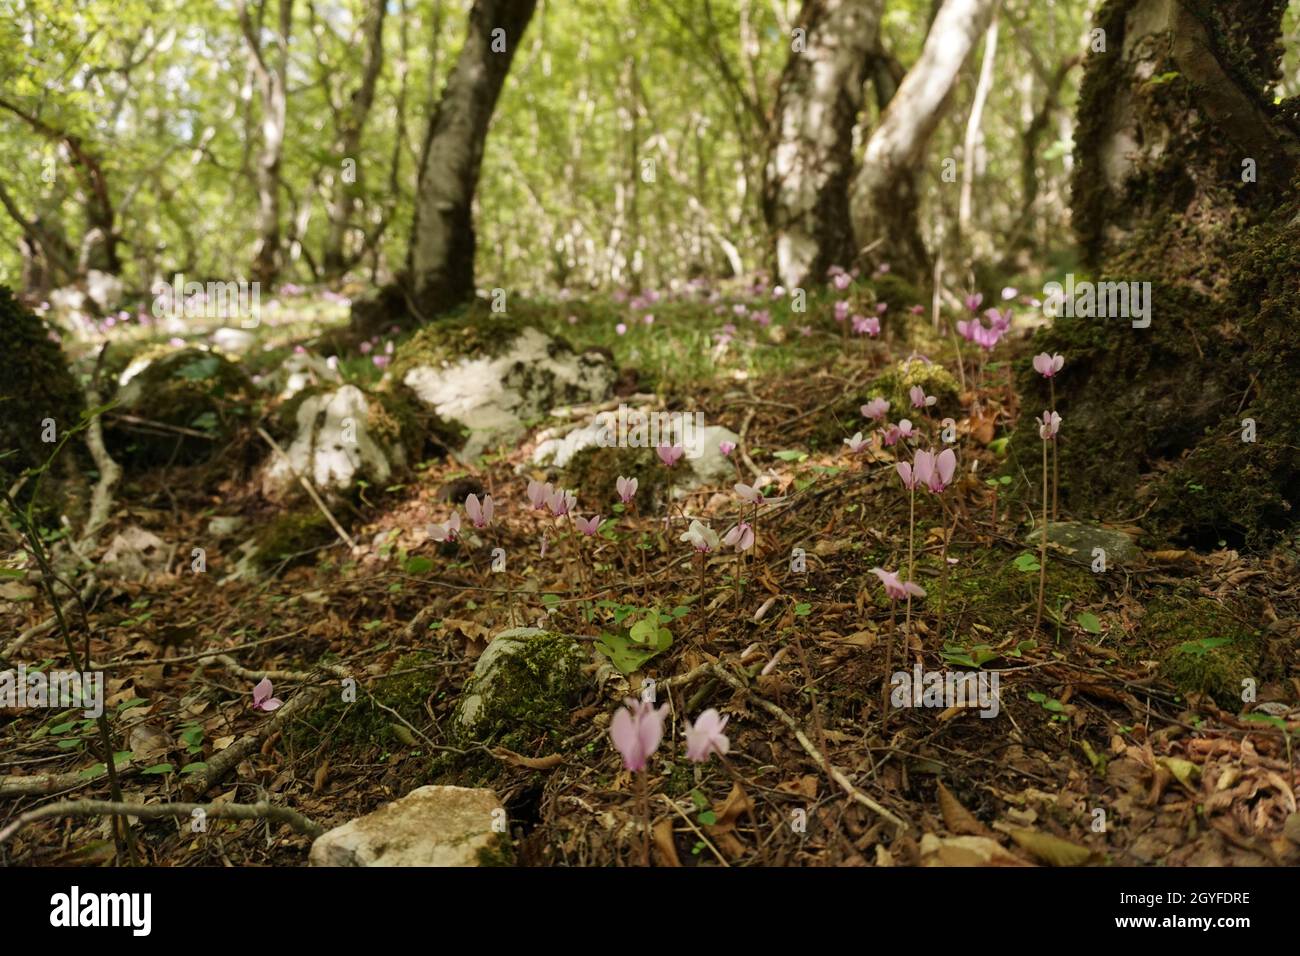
1144, 598, 1265, 708
109, 347, 254, 466
0, 287, 84, 485
390, 309, 531, 380
867, 359, 960, 416
455, 630, 589, 749
562, 444, 665, 511
252, 508, 335, 568
285, 650, 441, 752
869, 273, 924, 311
475, 833, 517, 867
927, 547, 1104, 639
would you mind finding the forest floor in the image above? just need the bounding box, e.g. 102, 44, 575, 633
3, 286, 1299, 867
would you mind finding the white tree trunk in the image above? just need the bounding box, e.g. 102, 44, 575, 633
850, 0, 999, 280
764, 0, 883, 289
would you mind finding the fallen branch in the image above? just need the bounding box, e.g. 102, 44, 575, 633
255, 427, 356, 549
0, 754, 133, 799
0, 574, 98, 665
181, 685, 331, 798
702, 663, 909, 831
0, 798, 324, 843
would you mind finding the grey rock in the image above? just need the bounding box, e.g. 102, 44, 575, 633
401, 326, 614, 459
1026, 521, 1139, 568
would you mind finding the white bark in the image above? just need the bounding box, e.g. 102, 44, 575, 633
850, 0, 999, 279
764, 0, 883, 288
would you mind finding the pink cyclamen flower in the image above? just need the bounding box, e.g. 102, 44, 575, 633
985, 308, 1013, 332
527, 479, 553, 511
1039, 410, 1061, 440
844, 431, 869, 454
252, 677, 283, 712
574, 514, 602, 536
833, 273, 852, 291
927, 448, 957, 494
734, 482, 779, 506
909, 385, 936, 409
616, 476, 638, 504
609, 698, 669, 772
685, 709, 730, 763
871, 567, 927, 601
465, 493, 494, 529
722, 522, 755, 553
719, 440, 736, 457
430, 512, 461, 542
965, 293, 984, 312
852, 314, 880, 337
656, 445, 685, 468
547, 488, 577, 517
897, 449, 935, 491
833, 300, 850, 322
679, 519, 720, 553
861, 398, 890, 421
1032, 352, 1065, 378
883, 419, 915, 446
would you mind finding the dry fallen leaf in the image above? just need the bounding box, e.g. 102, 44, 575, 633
937, 781, 989, 836
1003, 827, 1094, 866
919, 833, 1028, 867
652, 817, 681, 867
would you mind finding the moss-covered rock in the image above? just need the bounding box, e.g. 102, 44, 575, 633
392, 321, 616, 459
867, 358, 960, 417
1143, 597, 1266, 709
110, 347, 254, 466
454, 628, 591, 746
562, 444, 666, 512
259, 383, 409, 501
251, 507, 336, 570
0, 286, 84, 484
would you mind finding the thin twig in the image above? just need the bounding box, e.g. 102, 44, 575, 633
0, 798, 325, 843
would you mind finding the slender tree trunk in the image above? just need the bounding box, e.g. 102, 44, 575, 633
763, 0, 883, 289
849, 0, 999, 282
322, 0, 387, 277
957, 14, 998, 242
241, 0, 294, 287
0, 99, 120, 278
403, 0, 538, 322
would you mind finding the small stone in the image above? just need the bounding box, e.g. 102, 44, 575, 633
1025, 521, 1139, 567
309, 785, 508, 867
206, 516, 246, 538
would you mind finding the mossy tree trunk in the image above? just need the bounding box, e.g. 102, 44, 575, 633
1011, 0, 1300, 546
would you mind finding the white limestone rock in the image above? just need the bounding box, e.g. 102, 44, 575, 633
399, 325, 614, 459
260, 384, 404, 499
309, 786, 508, 867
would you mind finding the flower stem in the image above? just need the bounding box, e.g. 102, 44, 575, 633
635, 769, 650, 867
1034, 438, 1049, 633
